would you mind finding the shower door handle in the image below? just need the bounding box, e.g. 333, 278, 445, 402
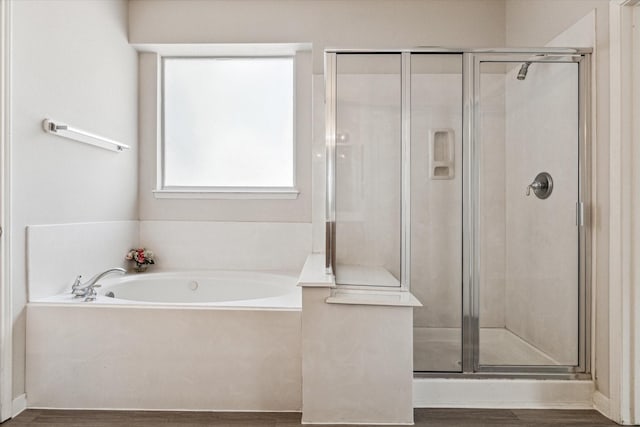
526, 172, 553, 199
576, 202, 585, 226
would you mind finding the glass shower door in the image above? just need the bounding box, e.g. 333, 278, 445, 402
474, 56, 583, 369
333, 54, 402, 287
411, 54, 463, 372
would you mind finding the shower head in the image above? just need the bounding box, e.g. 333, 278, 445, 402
517, 62, 531, 80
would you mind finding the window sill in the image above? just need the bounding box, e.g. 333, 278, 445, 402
153, 187, 300, 200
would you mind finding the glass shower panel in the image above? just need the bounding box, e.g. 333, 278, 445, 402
411, 54, 463, 372
334, 54, 402, 287
477, 60, 580, 366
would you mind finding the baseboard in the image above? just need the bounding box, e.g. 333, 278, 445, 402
414, 378, 594, 409
27, 406, 300, 412
12, 394, 26, 418
301, 422, 413, 425
592, 390, 611, 419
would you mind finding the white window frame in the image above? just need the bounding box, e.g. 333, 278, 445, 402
154, 55, 299, 200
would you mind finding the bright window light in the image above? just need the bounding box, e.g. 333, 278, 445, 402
162, 57, 294, 188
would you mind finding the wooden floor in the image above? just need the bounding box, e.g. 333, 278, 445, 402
3, 409, 617, 426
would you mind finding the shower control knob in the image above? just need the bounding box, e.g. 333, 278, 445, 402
526, 172, 553, 199
526, 182, 543, 196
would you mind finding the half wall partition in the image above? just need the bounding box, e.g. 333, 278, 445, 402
324, 49, 591, 377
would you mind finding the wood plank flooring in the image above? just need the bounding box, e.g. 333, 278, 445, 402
3, 409, 617, 426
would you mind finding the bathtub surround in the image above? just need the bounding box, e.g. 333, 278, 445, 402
26, 303, 302, 411
26, 220, 312, 302
138, 221, 311, 272
24, 221, 308, 411
26, 222, 138, 300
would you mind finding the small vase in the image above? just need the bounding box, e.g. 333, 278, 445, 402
134, 264, 148, 273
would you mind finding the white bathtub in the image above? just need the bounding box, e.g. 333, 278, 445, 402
36, 270, 301, 308
26, 270, 302, 411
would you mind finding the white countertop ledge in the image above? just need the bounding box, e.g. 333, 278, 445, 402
297, 253, 336, 288
325, 288, 422, 307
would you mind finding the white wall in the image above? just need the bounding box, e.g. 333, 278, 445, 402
505, 0, 610, 396
129, 0, 506, 74
11, 0, 137, 399
131, 0, 506, 224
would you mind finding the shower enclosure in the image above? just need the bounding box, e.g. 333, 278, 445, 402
324, 49, 590, 376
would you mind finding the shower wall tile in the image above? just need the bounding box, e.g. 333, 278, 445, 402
333, 68, 402, 280
27, 221, 139, 300
410, 71, 464, 330
320, 69, 509, 330
478, 74, 507, 328
139, 220, 312, 272
411, 71, 507, 330
311, 75, 326, 254
503, 60, 579, 365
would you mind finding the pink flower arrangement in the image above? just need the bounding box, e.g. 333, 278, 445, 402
125, 248, 155, 269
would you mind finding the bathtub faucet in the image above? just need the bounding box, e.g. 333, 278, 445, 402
72, 267, 126, 302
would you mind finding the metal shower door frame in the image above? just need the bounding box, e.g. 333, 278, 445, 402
462, 52, 592, 377
324, 51, 410, 288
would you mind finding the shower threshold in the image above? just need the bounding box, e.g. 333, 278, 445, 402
414, 327, 561, 372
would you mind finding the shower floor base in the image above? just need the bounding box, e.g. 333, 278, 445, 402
414, 327, 560, 372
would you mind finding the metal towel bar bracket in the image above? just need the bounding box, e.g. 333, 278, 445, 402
42, 118, 130, 153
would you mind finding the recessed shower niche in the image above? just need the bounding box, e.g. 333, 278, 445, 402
324, 49, 591, 377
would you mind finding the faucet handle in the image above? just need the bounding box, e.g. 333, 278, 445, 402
526, 181, 542, 196
83, 286, 99, 302
526, 172, 553, 199
71, 275, 82, 292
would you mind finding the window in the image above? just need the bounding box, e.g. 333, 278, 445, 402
159, 56, 296, 197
